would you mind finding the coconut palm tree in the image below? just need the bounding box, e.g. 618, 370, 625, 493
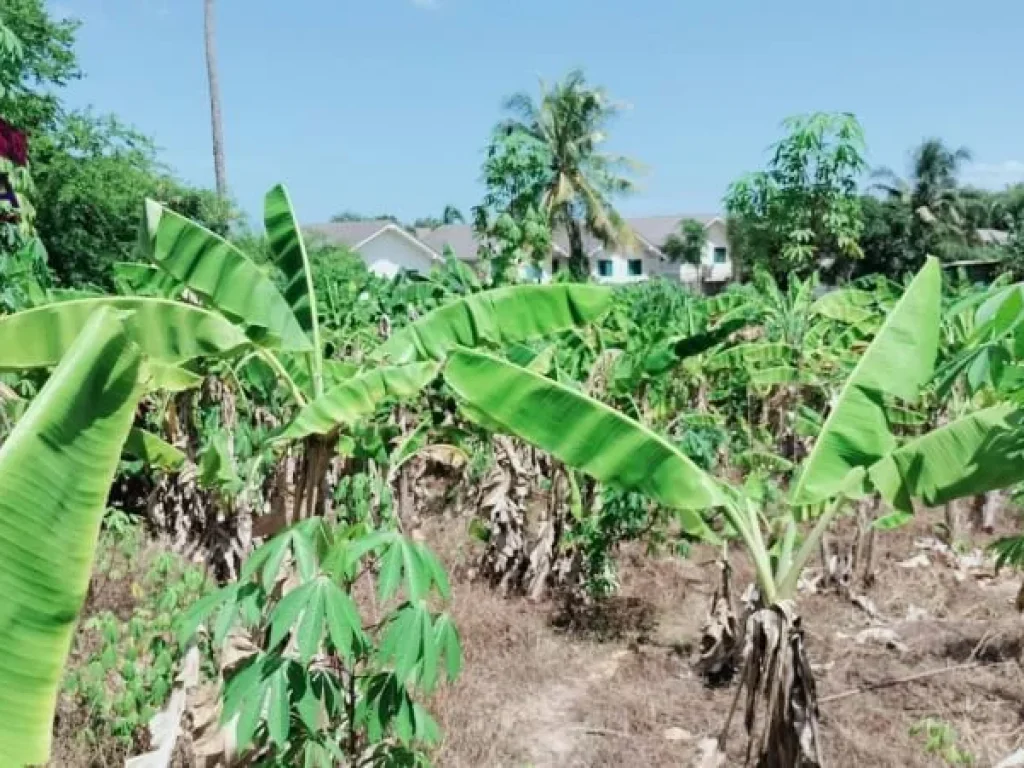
874, 140, 971, 225
873, 139, 973, 259
204, 0, 228, 197
500, 70, 638, 280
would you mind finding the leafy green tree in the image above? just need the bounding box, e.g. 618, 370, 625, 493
31, 113, 238, 286
472, 125, 553, 283
662, 218, 708, 291
855, 194, 920, 278
1, 0, 235, 288
872, 138, 973, 261
413, 204, 465, 229
499, 70, 639, 281
725, 112, 866, 282
0, 0, 78, 134
329, 210, 400, 224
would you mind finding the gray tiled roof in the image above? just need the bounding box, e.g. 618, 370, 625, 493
306, 214, 725, 261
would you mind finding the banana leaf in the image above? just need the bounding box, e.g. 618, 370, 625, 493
123, 428, 186, 471
264, 186, 322, 381
371, 285, 612, 364
112, 261, 182, 299
140, 200, 311, 353
0, 298, 251, 370
278, 363, 440, 442
0, 309, 142, 764
869, 403, 1024, 512
793, 257, 942, 504
811, 288, 877, 325
443, 349, 726, 532
709, 342, 794, 371
642, 316, 748, 376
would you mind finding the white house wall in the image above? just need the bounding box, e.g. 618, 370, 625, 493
678, 221, 733, 283
358, 229, 436, 278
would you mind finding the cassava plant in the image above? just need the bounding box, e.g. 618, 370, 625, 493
181, 517, 461, 767
442, 256, 1024, 766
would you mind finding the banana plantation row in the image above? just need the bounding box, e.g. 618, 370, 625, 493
1, 187, 1023, 766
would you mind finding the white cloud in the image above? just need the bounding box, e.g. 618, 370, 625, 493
411, 0, 440, 9
962, 160, 1024, 189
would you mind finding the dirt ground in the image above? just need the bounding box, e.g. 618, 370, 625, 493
427, 510, 1024, 768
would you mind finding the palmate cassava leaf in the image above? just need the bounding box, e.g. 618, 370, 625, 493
371, 284, 612, 364
277, 362, 440, 442
140, 200, 312, 353
267, 577, 365, 663
443, 349, 727, 532
0, 298, 251, 370
0, 308, 142, 765
868, 403, 1024, 512
793, 257, 942, 505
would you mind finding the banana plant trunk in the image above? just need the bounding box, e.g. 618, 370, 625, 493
721, 600, 823, 768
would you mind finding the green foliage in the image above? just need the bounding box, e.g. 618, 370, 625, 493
726, 112, 866, 281
472, 126, 554, 282
909, 719, 975, 765
62, 518, 213, 750
495, 69, 638, 280
182, 519, 460, 766
0, 309, 141, 765
662, 218, 707, 266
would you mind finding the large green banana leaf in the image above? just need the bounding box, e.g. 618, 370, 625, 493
0, 309, 142, 765
869, 403, 1024, 512
792, 257, 942, 505
0, 298, 250, 370
112, 261, 183, 299
278, 362, 440, 442
642, 316, 748, 376
371, 285, 612, 364
265, 186, 322, 387
709, 342, 795, 372
443, 349, 726, 531
140, 200, 311, 353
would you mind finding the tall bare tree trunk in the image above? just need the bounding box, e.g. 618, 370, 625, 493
204, 0, 228, 197
566, 217, 588, 281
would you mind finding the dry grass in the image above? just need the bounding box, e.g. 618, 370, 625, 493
426, 510, 1024, 767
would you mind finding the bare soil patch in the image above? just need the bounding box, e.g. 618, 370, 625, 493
426, 511, 1024, 767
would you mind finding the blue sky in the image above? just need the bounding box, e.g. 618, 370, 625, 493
53, 0, 1024, 226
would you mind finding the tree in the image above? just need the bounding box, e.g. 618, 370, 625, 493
412, 204, 465, 229
872, 138, 973, 261
204, 0, 228, 197
725, 112, 866, 282
329, 210, 399, 224
662, 218, 707, 292
472, 125, 553, 283
0, 0, 79, 135
499, 70, 638, 281
1, 0, 234, 287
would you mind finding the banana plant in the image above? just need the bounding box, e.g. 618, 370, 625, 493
0, 309, 144, 765
442, 257, 1024, 767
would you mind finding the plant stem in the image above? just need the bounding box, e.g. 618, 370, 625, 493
259, 349, 306, 407
776, 496, 845, 599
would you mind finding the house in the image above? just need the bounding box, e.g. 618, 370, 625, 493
305, 214, 734, 288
